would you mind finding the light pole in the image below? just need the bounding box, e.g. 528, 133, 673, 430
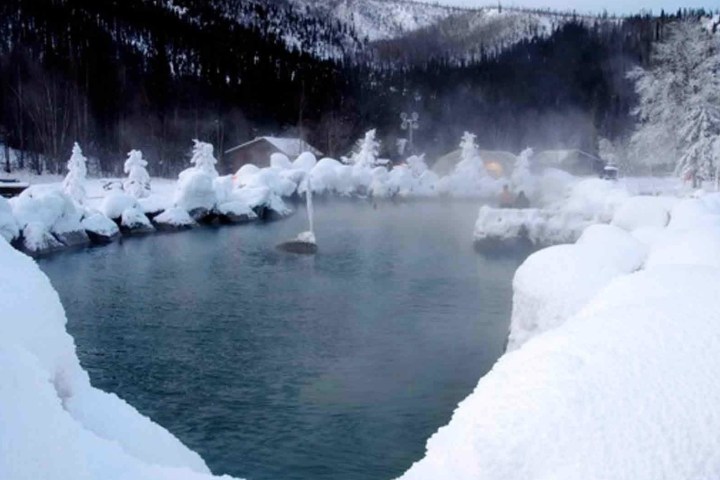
400, 112, 419, 154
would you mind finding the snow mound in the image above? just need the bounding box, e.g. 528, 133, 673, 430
270, 153, 292, 170
611, 196, 674, 232
174, 169, 217, 213
0, 239, 229, 479
100, 192, 139, 220
0, 196, 19, 241
292, 152, 317, 172
154, 207, 196, 228
508, 224, 646, 350
121, 207, 154, 232
81, 213, 120, 239
401, 266, 720, 480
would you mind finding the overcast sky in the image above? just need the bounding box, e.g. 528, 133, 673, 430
420, 0, 720, 15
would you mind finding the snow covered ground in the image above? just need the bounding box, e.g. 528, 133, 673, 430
400, 191, 720, 480
0, 237, 241, 480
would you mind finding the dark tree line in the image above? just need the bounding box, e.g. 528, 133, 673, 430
0, 0, 704, 176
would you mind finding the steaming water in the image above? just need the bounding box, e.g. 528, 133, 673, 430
38, 201, 521, 480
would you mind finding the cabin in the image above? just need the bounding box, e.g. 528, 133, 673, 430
432, 148, 605, 178
532, 150, 604, 176
432, 150, 517, 179
223, 137, 322, 174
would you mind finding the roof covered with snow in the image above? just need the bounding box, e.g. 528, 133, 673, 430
226, 137, 322, 158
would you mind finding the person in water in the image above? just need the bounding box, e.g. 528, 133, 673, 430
499, 185, 514, 208
514, 190, 530, 209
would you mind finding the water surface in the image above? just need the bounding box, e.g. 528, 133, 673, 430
39, 201, 520, 480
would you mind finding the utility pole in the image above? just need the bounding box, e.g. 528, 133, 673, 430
400, 112, 419, 154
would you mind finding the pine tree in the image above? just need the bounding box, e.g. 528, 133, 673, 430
345, 129, 382, 168
62, 142, 87, 204
629, 19, 720, 180
456, 132, 485, 174
123, 149, 151, 199
190, 140, 219, 177
511, 147, 534, 192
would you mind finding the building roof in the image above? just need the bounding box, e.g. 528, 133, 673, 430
225, 136, 322, 158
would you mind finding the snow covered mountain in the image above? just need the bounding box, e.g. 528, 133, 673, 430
373, 6, 621, 63
289, 0, 461, 42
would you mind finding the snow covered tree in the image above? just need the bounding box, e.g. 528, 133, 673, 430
123, 149, 151, 198
190, 139, 219, 177
62, 142, 87, 204
345, 129, 383, 168
629, 19, 720, 181
511, 147, 534, 194
456, 132, 485, 175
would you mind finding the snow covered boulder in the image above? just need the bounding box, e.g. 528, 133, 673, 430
17, 221, 65, 256
611, 196, 674, 232
174, 170, 217, 222
270, 152, 292, 170
10, 188, 88, 253
0, 196, 19, 242
508, 224, 646, 350
217, 201, 257, 224
473, 206, 540, 254
292, 152, 317, 173
120, 207, 155, 234
153, 207, 197, 231
100, 192, 139, 222
81, 213, 120, 244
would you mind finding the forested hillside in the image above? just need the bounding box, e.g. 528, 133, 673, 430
0, 0, 708, 175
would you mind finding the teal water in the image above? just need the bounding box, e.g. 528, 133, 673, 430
38, 201, 519, 480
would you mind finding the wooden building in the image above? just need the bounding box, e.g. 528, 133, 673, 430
223, 137, 322, 174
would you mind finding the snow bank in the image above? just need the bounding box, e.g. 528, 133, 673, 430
508, 224, 646, 349
0, 239, 236, 480
402, 193, 720, 480
611, 195, 675, 231
174, 169, 217, 213
100, 192, 139, 220
401, 267, 720, 480
0, 196, 19, 241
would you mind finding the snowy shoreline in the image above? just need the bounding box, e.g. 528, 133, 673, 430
400, 191, 720, 480
5, 151, 715, 479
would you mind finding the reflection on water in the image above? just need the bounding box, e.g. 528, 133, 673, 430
39, 201, 521, 480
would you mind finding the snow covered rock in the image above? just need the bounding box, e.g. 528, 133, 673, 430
174, 169, 217, 216
100, 192, 139, 221
81, 213, 120, 244
292, 152, 317, 172
153, 207, 197, 231
120, 207, 155, 234
217, 201, 257, 224
10, 188, 87, 253
18, 221, 65, 256
0, 196, 19, 242
270, 153, 292, 170
611, 196, 674, 232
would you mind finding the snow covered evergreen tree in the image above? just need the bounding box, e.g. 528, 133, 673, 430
629, 19, 720, 181
345, 129, 383, 168
123, 149, 151, 198
511, 147, 534, 194
456, 132, 485, 174
190, 139, 219, 177
62, 142, 87, 204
